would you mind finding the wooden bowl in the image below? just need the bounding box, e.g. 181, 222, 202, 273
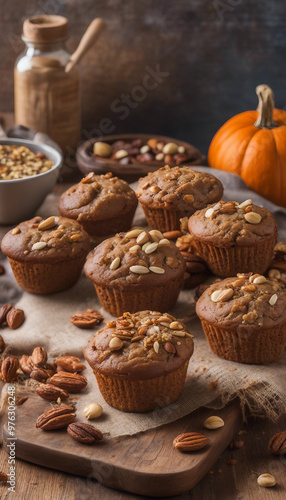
76, 134, 205, 182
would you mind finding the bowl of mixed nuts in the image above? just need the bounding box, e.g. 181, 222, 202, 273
76, 134, 205, 182
0, 138, 62, 225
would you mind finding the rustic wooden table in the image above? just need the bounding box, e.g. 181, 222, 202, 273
0, 113, 285, 499
0, 415, 286, 499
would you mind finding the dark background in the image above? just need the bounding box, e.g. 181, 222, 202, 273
0, 0, 285, 155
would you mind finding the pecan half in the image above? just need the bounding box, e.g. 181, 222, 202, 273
31, 347, 47, 367
0, 304, 13, 326
70, 309, 104, 329
36, 405, 76, 430
1, 356, 19, 382
50, 372, 87, 392
35, 383, 69, 401
67, 422, 103, 444
173, 432, 210, 452
6, 307, 25, 329
55, 356, 86, 373
268, 431, 286, 455
30, 368, 50, 383
0, 335, 5, 353
19, 355, 34, 375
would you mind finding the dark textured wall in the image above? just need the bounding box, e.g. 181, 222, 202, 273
0, 0, 285, 154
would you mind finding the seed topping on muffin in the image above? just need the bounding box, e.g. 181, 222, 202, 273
3, 216, 90, 259
91, 228, 185, 277
204, 199, 263, 224
205, 273, 285, 326
137, 165, 223, 211
104, 311, 193, 356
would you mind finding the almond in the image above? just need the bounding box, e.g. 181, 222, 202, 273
173, 432, 209, 452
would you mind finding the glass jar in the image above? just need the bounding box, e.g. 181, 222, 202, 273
14, 16, 81, 153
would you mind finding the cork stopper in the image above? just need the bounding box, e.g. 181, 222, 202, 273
23, 15, 68, 43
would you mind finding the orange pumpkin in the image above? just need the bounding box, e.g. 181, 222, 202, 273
208, 84, 286, 207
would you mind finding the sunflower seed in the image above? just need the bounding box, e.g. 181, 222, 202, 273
130, 265, 150, 274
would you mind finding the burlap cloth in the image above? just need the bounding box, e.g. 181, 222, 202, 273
1, 167, 286, 438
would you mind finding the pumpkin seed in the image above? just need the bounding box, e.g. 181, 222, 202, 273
110, 257, 121, 270
130, 265, 150, 274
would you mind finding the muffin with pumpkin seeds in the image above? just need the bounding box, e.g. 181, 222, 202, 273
1, 216, 90, 294
136, 165, 223, 232
188, 199, 278, 277
84, 228, 185, 316
85, 310, 194, 412
196, 273, 286, 364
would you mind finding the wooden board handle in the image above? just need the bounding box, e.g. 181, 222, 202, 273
65, 18, 105, 73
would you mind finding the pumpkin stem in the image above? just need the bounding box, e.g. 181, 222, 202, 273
254, 84, 277, 128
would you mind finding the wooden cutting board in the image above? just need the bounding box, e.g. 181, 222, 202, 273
2, 393, 241, 497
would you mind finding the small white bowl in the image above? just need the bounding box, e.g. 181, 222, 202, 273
0, 138, 62, 225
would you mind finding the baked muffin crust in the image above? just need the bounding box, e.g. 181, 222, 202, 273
84, 229, 185, 288
58, 172, 137, 222
136, 165, 223, 211
1, 216, 90, 263
188, 200, 278, 247
196, 273, 286, 329
85, 310, 194, 379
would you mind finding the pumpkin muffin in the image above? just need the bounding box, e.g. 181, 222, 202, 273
196, 273, 286, 364
1, 216, 90, 294
85, 310, 194, 412
84, 228, 185, 316
136, 165, 223, 232
188, 199, 278, 277
58, 172, 138, 238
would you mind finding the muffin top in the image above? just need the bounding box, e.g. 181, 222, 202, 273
84, 310, 194, 379
188, 200, 278, 247
1, 216, 90, 263
58, 172, 138, 222
196, 273, 286, 329
84, 228, 185, 288
136, 165, 223, 211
